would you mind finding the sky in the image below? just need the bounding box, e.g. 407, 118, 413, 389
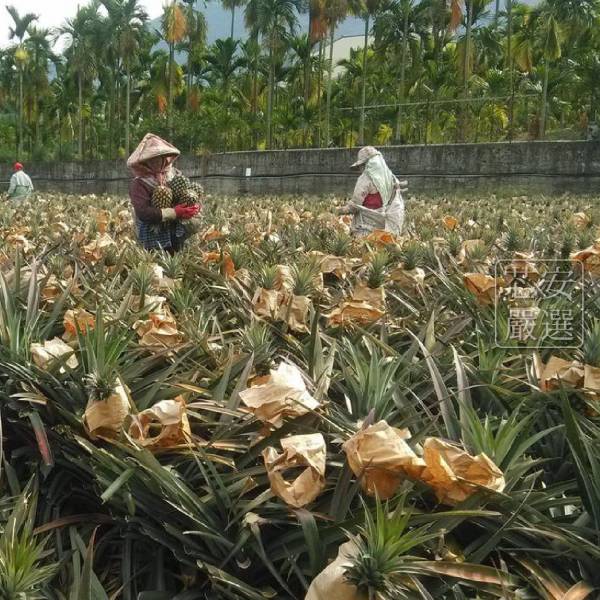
0, 0, 165, 48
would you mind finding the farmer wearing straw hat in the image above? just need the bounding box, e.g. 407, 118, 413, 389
7, 162, 34, 201
339, 147, 406, 237
127, 133, 200, 253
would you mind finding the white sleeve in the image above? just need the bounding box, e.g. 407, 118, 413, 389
351, 173, 372, 205
26, 175, 33, 191
7, 174, 16, 195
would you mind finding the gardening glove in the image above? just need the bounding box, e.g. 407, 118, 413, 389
174, 204, 200, 220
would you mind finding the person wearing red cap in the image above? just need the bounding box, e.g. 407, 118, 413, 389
7, 162, 34, 201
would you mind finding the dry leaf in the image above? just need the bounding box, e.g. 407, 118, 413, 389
343, 421, 425, 499
31, 338, 78, 370
83, 380, 130, 441
239, 362, 320, 428
421, 438, 505, 505
305, 541, 366, 600
262, 433, 326, 508
129, 396, 191, 450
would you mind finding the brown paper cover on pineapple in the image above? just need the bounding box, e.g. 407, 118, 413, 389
571, 244, 600, 277
305, 541, 367, 600
262, 433, 326, 508
442, 216, 459, 231
505, 252, 540, 284
327, 302, 384, 327
420, 438, 505, 505
83, 379, 130, 441
343, 421, 425, 499
239, 362, 320, 428
31, 338, 79, 370
96, 210, 110, 234
63, 308, 96, 341
389, 266, 426, 289
537, 355, 585, 392
82, 233, 116, 263
571, 212, 591, 230
364, 229, 398, 247
128, 396, 191, 450
457, 240, 486, 265
308, 251, 352, 279
279, 295, 311, 333
252, 287, 283, 319
584, 364, 600, 400
133, 310, 184, 349
463, 273, 501, 306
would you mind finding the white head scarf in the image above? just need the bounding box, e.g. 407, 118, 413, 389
362, 151, 397, 207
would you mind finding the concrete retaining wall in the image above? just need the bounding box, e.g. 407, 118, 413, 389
2, 141, 600, 197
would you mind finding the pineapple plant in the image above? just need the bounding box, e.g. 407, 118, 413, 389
367, 251, 390, 289
151, 185, 174, 210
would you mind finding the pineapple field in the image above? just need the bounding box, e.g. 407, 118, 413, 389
1, 191, 600, 599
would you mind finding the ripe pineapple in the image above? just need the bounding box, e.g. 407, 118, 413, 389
152, 185, 174, 210
168, 174, 191, 203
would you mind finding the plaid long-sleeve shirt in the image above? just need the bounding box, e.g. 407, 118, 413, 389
129, 178, 185, 251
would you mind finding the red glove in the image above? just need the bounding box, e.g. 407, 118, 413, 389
174, 204, 200, 220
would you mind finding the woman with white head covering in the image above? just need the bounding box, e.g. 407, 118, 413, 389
339, 146, 405, 237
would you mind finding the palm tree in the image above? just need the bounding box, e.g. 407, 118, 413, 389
162, 1, 188, 136
535, 0, 597, 139
206, 38, 244, 90
323, 0, 349, 146
223, 0, 247, 39
374, 0, 426, 143
239, 37, 264, 147
59, 4, 100, 159
245, 0, 302, 149
100, 0, 148, 156
182, 0, 206, 112
6, 5, 37, 158
24, 26, 54, 154
357, 0, 385, 145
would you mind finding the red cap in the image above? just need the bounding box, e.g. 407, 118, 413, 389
14, 162, 23, 171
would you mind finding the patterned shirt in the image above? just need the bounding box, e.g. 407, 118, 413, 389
129, 178, 185, 251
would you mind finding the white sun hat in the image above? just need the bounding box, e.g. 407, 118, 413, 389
351, 146, 381, 168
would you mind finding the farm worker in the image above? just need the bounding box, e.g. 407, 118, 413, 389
339, 146, 406, 237
127, 133, 200, 253
7, 162, 34, 201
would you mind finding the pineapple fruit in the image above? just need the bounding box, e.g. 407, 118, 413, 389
152, 185, 174, 210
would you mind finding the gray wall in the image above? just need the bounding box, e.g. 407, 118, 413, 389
2, 141, 600, 197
